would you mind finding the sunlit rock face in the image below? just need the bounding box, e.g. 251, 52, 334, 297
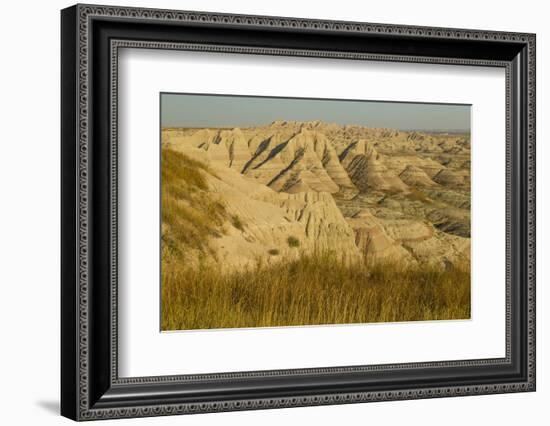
162, 120, 470, 269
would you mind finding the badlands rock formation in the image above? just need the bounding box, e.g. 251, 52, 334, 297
163, 120, 471, 269
165, 145, 361, 271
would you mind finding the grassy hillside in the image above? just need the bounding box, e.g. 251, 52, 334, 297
161, 148, 226, 263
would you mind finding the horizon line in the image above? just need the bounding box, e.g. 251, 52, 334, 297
161, 120, 470, 134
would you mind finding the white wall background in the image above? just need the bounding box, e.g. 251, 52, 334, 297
0, 0, 547, 424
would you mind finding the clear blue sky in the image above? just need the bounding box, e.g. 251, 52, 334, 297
161, 93, 470, 132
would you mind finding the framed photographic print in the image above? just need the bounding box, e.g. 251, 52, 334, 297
61, 4, 536, 421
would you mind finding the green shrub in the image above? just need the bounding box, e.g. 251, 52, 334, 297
287, 236, 300, 247
267, 249, 280, 256
231, 215, 245, 231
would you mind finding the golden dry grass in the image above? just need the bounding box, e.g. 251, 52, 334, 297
161, 253, 470, 331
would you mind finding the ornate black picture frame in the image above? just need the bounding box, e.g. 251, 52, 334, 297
61, 4, 536, 421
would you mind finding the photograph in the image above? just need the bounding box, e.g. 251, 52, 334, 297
160, 94, 472, 331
